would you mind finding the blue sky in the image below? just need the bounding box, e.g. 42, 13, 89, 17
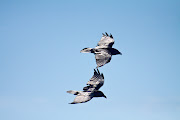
0, 0, 180, 120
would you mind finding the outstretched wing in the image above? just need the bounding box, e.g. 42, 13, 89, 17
83, 69, 104, 91
83, 85, 95, 92
69, 91, 93, 104
70, 95, 92, 104
97, 32, 114, 48
95, 49, 112, 68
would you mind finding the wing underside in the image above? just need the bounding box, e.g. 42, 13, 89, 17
95, 49, 112, 68
83, 69, 104, 91
97, 32, 114, 48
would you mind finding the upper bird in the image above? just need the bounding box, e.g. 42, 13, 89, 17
80, 32, 122, 68
67, 69, 106, 104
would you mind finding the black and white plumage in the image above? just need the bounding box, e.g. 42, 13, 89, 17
67, 69, 106, 104
80, 32, 122, 68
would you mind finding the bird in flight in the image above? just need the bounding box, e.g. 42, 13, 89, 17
80, 32, 122, 68
67, 69, 106, 104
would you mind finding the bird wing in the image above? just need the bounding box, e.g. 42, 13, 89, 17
83, 85, 96, 92
67, 70, 104, 104
97, 32, 114, 48
84, 69, 104, 91
95, 49, 112, 68
70, 92, 93, 104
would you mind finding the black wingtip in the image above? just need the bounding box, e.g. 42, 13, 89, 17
97, 69, 100, 74
94, 69, 98, 75
105, 32, 109, 36
101, 73, 104, 79
110, 33, 113, 38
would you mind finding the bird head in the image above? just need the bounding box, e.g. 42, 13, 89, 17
110, 48, 122, 55
99, 91, 107, 98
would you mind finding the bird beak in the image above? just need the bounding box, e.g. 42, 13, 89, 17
104, 96, 107, 99
119, 52, 122, 55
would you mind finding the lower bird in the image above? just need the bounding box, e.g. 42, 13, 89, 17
67, 69, 106, 104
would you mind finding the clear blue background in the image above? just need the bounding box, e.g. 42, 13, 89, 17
0, 0, 180, 120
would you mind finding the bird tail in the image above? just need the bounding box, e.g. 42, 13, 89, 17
80, 48, 94, 53
67, 90, 79, 95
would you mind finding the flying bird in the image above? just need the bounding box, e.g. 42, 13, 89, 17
67, 69, 106, 104
80, 32, 122, 68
